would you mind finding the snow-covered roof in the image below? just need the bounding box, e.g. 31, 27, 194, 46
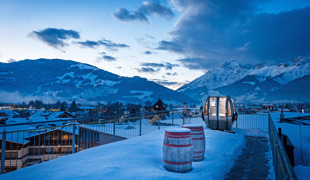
27, 111, 74, 126
5, 118, 31, 125
0, 109, 20, 117
0, 125, 34, 144
0, 122, 79, 144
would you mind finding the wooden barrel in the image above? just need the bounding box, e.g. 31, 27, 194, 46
163, 128, 193, 173
182, 124, 205, 161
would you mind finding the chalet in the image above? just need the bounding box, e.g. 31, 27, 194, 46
151, 98, 168, 120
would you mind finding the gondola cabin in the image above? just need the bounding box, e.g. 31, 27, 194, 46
202, 96, 237, 130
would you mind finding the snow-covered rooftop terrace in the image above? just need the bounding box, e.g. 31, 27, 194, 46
1, 128, 245, 179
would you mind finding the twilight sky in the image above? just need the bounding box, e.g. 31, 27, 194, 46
0, 0, 310, 90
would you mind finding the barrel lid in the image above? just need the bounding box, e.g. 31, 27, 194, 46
166, 128, 191, 133
182, 124, 203, 128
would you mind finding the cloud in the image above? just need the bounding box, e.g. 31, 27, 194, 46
7, 59, 16, 63
102, 55, 116, 62
157, 0, 310, 69
151, 79, 183, 87
76, 39, 129, 51
113, 8, 149, 23
157, 40, 183, 52
141, 62, 165, 68
76, 40, 100, 48
113, 0, 173, 23
165, 62, 180, 70
140, 1, 174, 18
136, 34, 157, 48
144, 50, 153, 55
0, 91, 56, 103
140, 62, 179, 70
136, 67, 159, 73
166, 72, 177, 76
30, 28, 80, 49
177, 57, 219, 70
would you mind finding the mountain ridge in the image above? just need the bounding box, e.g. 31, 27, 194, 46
0, 58, 197, 104
177, 57, 310, 103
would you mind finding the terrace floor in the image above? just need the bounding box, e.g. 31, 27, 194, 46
224, 136, 271, 180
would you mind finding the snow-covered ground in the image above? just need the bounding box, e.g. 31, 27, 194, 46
1, 126, 246, 180
271, 112, 310, 180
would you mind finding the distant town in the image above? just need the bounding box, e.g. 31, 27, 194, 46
0, 100, 309, 122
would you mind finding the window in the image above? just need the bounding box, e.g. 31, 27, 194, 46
228, 101, 232, 116
209, 97, 217, 116
204, 100, 208, 115
62, 135, 69, 140
218, 97, 226, 116
53, 147, 58, 152
62, 147, 68, 152
46, 147, 52, 153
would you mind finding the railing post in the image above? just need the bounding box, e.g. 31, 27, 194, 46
158, 116, 160, 130
139, 112, 142, 136
1, 130, 6, 174
72, 123, 76, 153
171, 110, 174, 125
236, 116, 238, 128
113, 119, 116, 142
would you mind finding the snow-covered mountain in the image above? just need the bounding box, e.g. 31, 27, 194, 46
177, 57, 310, 103
0, 59, 197, 104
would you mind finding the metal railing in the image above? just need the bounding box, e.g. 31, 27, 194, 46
232, 113, 297, 180
2, 111, 296, 179
233, 114, 269, 132
268, 114, 297, 180
0, 110, 203, 174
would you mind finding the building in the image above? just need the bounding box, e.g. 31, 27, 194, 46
25, 128, 79, 165
152, 98, 168, 120
79, 126, 127, 150
0, 125, 32, 173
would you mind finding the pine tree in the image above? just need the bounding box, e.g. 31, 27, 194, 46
70, 100, 77, 112
60, 103, 66, 111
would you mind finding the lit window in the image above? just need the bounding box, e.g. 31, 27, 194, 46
219, 97, 226, 116
209, 98, 217, 116
62, 135, 69, 140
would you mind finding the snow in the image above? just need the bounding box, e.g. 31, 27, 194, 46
270, 112, 310, 178
294, 165, 310, 180
95, 80, 120, 87
0, 125, 34, 144
166, 127, 190, 133
243, 82, 256, 85
80, 116, 204, 139
178, 57, 310, 95
56, 72, 75, 83
182, 124, 203, 128
70, 64, 98, 71
254, 86, 262, 91
233, 128, 268, 137
1, 127, 245, 180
